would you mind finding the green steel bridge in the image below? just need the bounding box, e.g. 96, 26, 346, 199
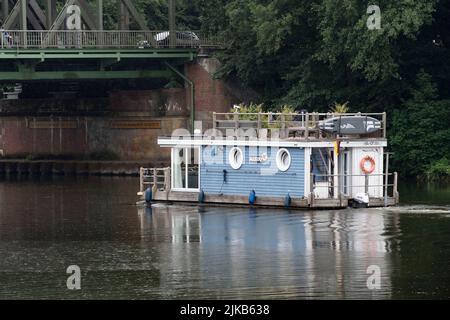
0, 0, 222, 81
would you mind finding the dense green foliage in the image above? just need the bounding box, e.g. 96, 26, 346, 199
107, 0, 450, 178
391, 70, 450, 177
427, 157, 450, 181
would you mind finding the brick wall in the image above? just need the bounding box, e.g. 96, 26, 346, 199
0, 58, 243, 161
185, 58, 238, 127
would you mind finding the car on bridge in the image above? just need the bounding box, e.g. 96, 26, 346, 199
153, 31, 200, 48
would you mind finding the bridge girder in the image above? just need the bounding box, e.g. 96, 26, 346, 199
1, 0, 176, 32
0, 1, 196, 82
0, 47, 197, 81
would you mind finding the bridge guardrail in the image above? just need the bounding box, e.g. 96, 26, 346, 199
0, 30, 223, 49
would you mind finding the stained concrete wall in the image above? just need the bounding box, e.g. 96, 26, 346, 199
87, 116, 186, 162
0, 87, 189, 162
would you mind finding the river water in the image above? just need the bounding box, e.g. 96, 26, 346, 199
0, 176, 449, 299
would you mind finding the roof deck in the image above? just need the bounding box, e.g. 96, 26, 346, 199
212, 112, 387, 141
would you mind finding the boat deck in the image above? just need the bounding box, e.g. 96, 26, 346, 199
139, 189, 397, 209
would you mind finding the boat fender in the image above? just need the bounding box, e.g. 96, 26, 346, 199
223, 169, 227, 183
198, 189, 205, 203
145, 187, 152, 203
249, 190, 256, 205
284, 193, 291, 208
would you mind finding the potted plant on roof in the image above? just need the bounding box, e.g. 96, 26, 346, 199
330, 101, 349, 116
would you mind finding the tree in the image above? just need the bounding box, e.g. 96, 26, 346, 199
391, 70, 450, 177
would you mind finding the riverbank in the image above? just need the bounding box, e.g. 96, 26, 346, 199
0, 159, 152, 176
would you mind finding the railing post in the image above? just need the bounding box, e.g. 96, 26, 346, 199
384, 152, 390, 207
365, 174, 369, 194
305, 113, 309, 140
139, 167, 144, 193
333, 151, 339, 199
257, 113, 261, 133
153, 168, 157, 191
164, 167, 171, 192
394, 172, 399, 204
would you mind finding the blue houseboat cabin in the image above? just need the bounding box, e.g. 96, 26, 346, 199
138, 112, 399, 208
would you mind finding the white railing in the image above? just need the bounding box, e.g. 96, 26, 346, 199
310, 172, 399, 203
0, 30, 222, 49
138, 167, 171, 195
213, 112, 387, 139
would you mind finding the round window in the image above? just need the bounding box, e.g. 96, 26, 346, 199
229, 147, 244, 170
276, 148, 291, 172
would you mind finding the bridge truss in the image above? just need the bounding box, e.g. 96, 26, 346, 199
0, 0, 218, 81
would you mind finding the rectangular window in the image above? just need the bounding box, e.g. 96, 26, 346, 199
172, 147, 200, 191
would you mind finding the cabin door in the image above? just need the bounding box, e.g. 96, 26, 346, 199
171, 147, 200, 191
339, 150, 351, 196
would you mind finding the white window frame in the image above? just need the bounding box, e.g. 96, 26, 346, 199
276, 148, 292, 172
171, 146, 201, 192
229, 147, 244, 170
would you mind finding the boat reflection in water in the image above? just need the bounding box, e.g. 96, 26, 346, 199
137, 204, 401, 299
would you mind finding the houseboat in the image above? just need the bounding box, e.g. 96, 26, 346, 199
137, 111, 399, 209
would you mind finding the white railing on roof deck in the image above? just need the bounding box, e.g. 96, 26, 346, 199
212, 112, 387, 139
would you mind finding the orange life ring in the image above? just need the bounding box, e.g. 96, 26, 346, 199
360, 156, 376, 174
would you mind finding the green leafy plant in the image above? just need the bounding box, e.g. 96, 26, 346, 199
330, 102, 349, 114
427, 158, 450, 181
228, 102, 297, 129
228, 102, 264, 120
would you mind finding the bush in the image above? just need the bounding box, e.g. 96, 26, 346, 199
228, 102, 296, 128
391, 71, 450, 177
427, 158, 450, 181
228, 102, 264, 120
